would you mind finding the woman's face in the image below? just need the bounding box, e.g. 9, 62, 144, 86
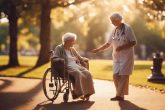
110, 19, 121, 27
65, 39, 76, 48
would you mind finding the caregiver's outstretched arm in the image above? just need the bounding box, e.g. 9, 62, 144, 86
91, 43, 111, 53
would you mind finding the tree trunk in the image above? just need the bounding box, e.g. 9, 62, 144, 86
35, 0, 51, 67
8, 2, 19, 67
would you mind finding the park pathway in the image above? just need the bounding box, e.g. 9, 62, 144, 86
0, 77, 165, 110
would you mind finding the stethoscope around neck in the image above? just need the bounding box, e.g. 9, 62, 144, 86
112, 23, 126, 40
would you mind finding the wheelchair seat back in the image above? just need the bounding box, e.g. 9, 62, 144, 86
51, 58, 65, 78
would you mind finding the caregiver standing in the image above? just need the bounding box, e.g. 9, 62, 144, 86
91, 12, 137, 101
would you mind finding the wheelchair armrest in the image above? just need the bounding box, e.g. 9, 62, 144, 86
49, 50, 55, 58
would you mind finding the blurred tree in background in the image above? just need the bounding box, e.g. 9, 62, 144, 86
0, 0, 41, 66
36, 0, 90, 67
135, 0, 165, 58
0, 0, 90, 67
0, 0, 22, 66
50, 0, 165, 59
136, 0, 165, 21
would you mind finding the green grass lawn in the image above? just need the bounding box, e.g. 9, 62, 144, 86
90, 60, 165, 93
0, 56, 165, 92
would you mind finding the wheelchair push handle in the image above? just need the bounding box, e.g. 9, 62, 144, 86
49, 50, 54, 58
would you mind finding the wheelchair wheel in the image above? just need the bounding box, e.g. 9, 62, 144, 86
43, 68, 59, 101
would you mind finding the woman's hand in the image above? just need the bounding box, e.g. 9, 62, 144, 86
91, 43, 110, 53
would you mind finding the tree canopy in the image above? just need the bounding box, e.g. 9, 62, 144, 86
0, 0, 165, 65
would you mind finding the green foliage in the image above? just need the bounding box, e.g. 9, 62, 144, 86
137, 0, 165, 21
131, 13, 165, 58
0, 23, 8, 51
51, 1, 110, 53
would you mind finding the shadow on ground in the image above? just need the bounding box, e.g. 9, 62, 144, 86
0, 79, 12, 91
34, 100, 95, 110
0, 65, 11, 71
0, 79, 42, 110
119, 100, 147, 110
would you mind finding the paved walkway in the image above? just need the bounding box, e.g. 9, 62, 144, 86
0, 77, 165, 110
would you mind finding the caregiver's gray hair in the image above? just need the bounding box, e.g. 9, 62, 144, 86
110, 12, 122, 21
62, 32, 77, 44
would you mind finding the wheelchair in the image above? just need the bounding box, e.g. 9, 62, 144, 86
43, 50, 89, 103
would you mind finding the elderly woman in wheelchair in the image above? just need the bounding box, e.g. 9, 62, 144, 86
53, 32, 95, 101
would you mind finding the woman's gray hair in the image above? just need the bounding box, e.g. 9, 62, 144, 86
62, 32, 77, 44
110, 12, 122, 21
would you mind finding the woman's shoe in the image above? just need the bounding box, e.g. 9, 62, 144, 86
85, 96, 90, 101
110, 96, 124, 101
80, 94, 90, 101
84, 94, 90, 101
80, 96, 86, 100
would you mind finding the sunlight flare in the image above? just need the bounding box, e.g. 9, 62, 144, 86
79, 16, 85, 23
0, 18, 8, 23
122, 5, 130, 12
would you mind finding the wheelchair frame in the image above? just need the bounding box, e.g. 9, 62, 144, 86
43, 51, 72, 103
43, 50, 89, 103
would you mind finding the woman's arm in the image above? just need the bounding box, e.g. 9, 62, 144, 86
91, 43, 111, 53
116, 41, 136, 51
